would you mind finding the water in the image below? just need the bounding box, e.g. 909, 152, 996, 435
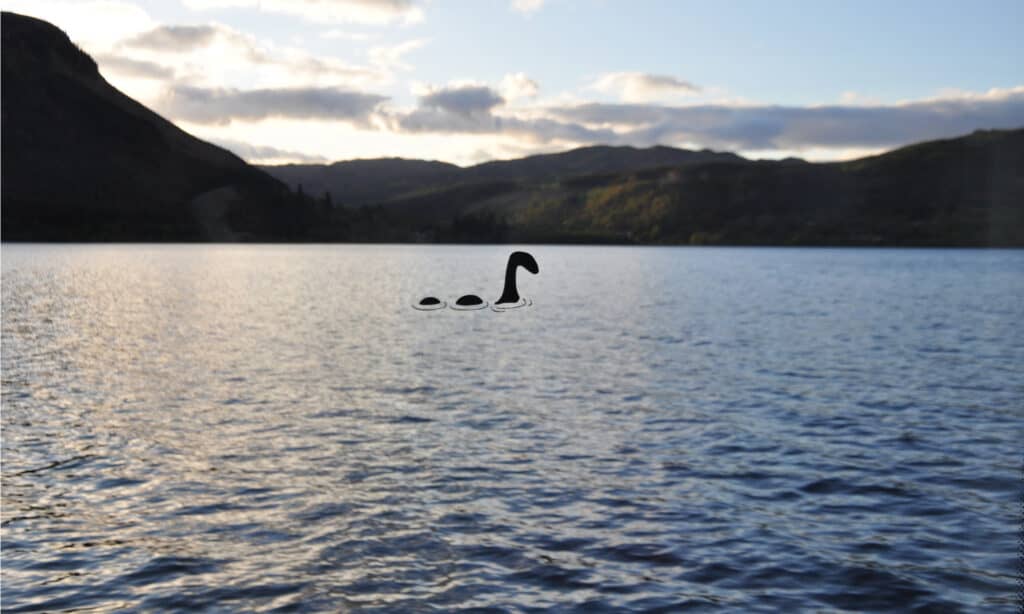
2, 244, 1022, 612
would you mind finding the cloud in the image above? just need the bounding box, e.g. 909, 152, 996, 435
168, 84, 1024, 166
500, 73, 540, 100
591, 72, 701, 102
368, 38, 428, 71
321, 29, 375, 41
94, 53, 175, 79
156, 85, 388, 125
117, 23, 268, 66
393, 110, 616, 144
110, 22, 385, 92
511, 0, 544, 14
391, 83, 614, 143
394, 84, 504, 133
418, 84, 505, 115
181, 0, 424, 25
391, 83, 505, 132
377, 85, 1024, 159
1, 0, 155, 48
122, 25, 218, 51
210, 138, 328, 163
546, 86, 1024, 151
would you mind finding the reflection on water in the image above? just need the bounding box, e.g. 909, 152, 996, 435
491, 298, 531, 312
2, 244, 1022, 611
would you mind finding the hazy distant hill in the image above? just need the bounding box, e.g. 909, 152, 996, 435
1, 11, 308, 240
265, 158, 461, 207
261, 145, 742, 206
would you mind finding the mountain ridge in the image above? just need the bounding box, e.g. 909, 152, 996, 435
364, 127, 1024, 246
260, 145, 744, 207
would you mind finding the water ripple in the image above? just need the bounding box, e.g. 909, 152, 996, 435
2, 245, 1022, 612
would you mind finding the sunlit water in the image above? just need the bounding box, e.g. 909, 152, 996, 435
2, 244, 1022, 612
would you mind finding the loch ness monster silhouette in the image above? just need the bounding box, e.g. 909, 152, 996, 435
415, 251, 539, 311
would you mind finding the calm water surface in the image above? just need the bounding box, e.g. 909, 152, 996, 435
2, 244, 1022, 612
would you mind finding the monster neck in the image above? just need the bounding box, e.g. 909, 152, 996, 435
497, 260, 521, 304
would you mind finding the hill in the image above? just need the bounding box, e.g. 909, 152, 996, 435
465, 145, 743, 183
371, 129, 1024, 246
1, 11, 314, 241
265, 158, 461, 207
261, 145, 742, 207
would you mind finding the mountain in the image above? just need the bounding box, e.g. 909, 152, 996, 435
265, 158, 461, 207
1, 11, 310, 241
465, 145, 743, 183
370, 128, 1024, 246
260, 126, 1022, 247
261, 145, 742, 207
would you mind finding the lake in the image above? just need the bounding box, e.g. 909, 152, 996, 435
2, 244, 1021, 612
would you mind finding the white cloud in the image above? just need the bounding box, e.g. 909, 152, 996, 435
176, 86, 1024, 165
154, 85, 388, 125
545, 86, 1024, 152
210, 138, 329, 163
181, 117, 550, 166
93, 53, 175, 79
1, 0, 155, 49
122, 25, 219, 51
500, 72, 540, 101
182, 0, 424, 25
838, 91, 882, 106
591, 72, 701, 103
321, 29, 375, 41
368, 38, 428, 71
369, 84, 1024, 161
511, 0, 544, 14
104, 22, 385, 95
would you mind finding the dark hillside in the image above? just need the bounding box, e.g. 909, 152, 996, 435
1, 11, 302, 240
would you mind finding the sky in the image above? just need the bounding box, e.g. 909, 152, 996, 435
3, 0, 1023, 165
